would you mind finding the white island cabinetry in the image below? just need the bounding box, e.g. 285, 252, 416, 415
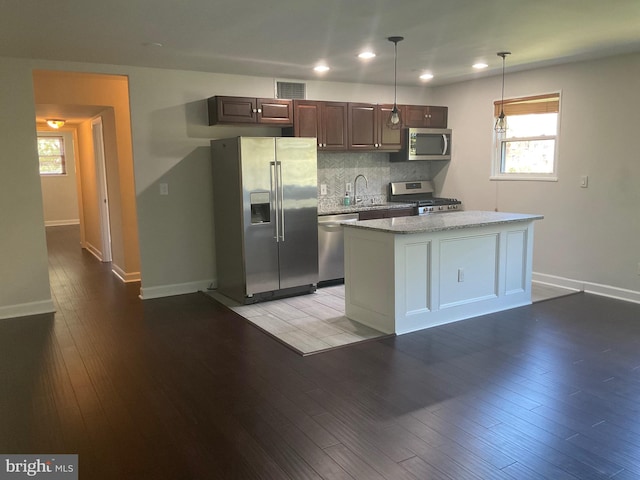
343, 211, 543, 335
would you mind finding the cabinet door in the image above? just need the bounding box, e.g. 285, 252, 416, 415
293, 100, 321, 142
425, 106, 448, 128
402, 105, 429, 127
348, 103, 377, 150
322, 102, 348, 150
387, 207, 416, 218
209, 96, 257, 124
257, 98, 293, 125
377, 104, 403, 151
402, 105, 448, 128
358, 209, 388, 220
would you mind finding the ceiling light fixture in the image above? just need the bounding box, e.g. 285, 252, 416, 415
46, 119, 66, 129
495, 51, 511, 133
473, 62, 488, 69
313, 65, 330, 73
386, 36, 404, 130
358, 51, 376, 59
419, 72, 434, 81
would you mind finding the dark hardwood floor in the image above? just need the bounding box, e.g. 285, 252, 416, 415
2, 225, 640, 479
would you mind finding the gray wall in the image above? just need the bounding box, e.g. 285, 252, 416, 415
1, 51, 639, 318
0, 58, 53, 318
433, 52, 640, 298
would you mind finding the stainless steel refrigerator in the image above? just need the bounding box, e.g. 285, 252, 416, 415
211, 137, 318, 304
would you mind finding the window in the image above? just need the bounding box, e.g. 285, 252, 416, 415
492, 93, 560, 181
38, 135, 66, 175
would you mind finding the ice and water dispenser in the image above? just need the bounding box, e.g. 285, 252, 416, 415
250, 192, 271, 224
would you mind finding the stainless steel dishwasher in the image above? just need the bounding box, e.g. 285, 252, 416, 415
318, 213, 359, 283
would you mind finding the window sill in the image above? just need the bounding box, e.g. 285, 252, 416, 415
490, 175, 558, 182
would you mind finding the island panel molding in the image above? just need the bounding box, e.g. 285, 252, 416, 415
343, 211, 542, 335
439, 233, 498, 309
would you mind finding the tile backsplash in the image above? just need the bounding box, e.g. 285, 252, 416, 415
317, 152, 432, 209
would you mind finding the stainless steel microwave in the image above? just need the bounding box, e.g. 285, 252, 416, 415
391, 128, 452, 161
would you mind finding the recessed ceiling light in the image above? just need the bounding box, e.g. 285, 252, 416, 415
419, 73, 434, 81
314, 65, 330, 73
473, 62, 488, 69
358, 51, 376, 59
143, 42, 163, 47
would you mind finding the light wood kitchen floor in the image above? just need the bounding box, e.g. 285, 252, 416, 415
207, 285, 389, 355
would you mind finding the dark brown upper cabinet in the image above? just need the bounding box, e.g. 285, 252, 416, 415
401, 105, 448, 128
208, 96, 293, 126
291, 100, 348, 151
348, 103, 402, 151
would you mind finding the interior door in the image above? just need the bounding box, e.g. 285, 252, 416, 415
91, 117, 112, 262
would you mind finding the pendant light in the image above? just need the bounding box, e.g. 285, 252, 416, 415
494, 51, 511, 133
386, 36, 404, 130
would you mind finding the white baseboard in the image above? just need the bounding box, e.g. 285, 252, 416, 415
532, 273, 583, 291
582, 281, 640, 305
0, 299, 56, 320
45, 219, 80, 227
139, 279, 214, 300
112, 264, 141, 283
532, 272, 640, 305
85, 242, 104, 262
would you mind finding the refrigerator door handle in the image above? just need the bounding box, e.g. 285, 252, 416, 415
277, 161, 285, 242
270, 161, 279, 241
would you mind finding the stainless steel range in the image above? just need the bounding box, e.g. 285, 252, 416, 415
388, 180, 462, 215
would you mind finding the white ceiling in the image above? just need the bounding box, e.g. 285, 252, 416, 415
4, 0, 640, 87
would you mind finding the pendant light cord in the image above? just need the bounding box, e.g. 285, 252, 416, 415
500, 54, 505, 116
393, 40, 398, 108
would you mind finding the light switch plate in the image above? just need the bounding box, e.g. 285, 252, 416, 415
159, 183, 169, 195
320, 184, 327, 195
580, 175, 588, 188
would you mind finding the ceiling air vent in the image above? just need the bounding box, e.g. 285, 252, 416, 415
276, 81, 306, 100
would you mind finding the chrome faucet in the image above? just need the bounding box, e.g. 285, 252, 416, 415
354, 174, 368, 204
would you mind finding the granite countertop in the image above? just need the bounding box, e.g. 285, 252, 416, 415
318, 202, 415, 216
342, 210, 544, 234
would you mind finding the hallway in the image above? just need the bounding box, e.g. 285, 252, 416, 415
2, 225, 640, 479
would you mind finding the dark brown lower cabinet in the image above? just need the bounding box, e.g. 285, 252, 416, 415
358, 207, 415, 220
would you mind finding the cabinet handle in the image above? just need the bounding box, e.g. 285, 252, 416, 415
257, 108, 262, 113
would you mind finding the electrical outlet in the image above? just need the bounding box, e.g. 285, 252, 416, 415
159, 183, 169, 195
320, 184, 327, 195
346, 182, 352, 193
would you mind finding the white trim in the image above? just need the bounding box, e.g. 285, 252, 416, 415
583, 282, 640, 305
490, 176, 558, 182
532, 272, 640, 305
0, 299, 56, 320
139, 279, 214, 300
45, 219, 80, 227
112, 264, 141, 283
85, 242, 104, 262
91, 117, 112, 263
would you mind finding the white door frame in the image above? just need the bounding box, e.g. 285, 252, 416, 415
91, 117, 112, 262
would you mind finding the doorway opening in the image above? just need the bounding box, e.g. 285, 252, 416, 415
33, 70, 141, 285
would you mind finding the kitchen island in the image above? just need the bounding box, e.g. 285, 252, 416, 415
343, 211, 543, 335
